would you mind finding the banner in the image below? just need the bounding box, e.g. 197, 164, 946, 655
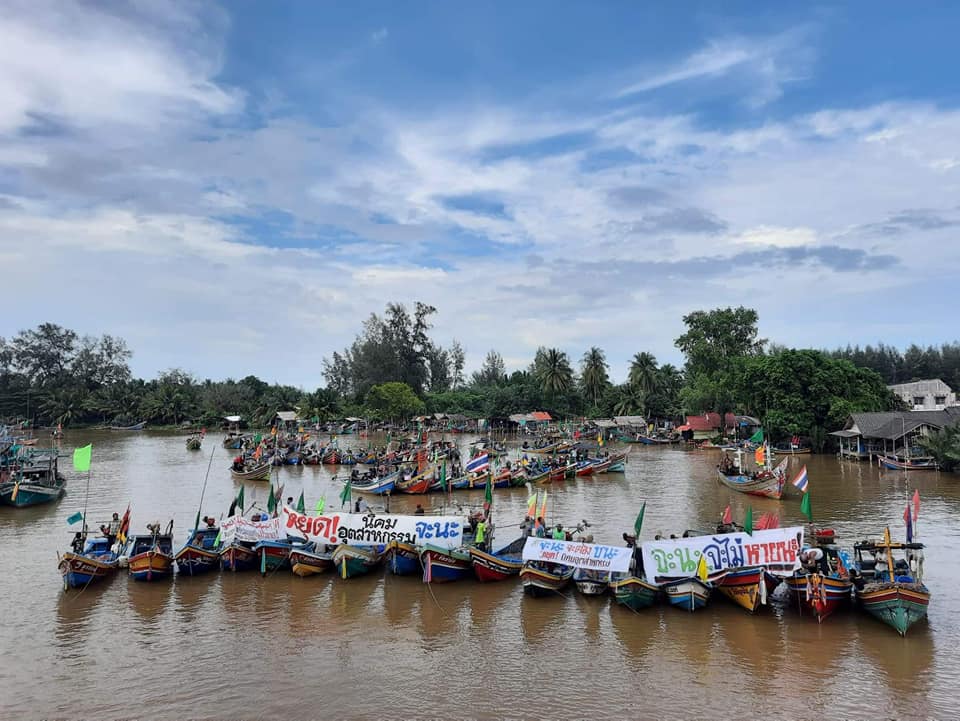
281, 506, 464, 549
220, 515, 283, 545
521, 537, 633, 573
641, 527, 804, 583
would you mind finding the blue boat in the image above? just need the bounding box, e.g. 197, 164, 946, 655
421, 545, 472, 583
174, 526, 222, 576
58, 536, 119, 589
663, 578, 712, 611
386, 540, 421, 575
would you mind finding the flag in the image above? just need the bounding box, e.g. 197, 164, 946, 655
754, 445, 765, 465
10, 479, 20, 502
340, 479, 352, 508
527, 490, 538, 518
66, 511, 84, 525
466, 454, 489, 473
744, 506, 753, 535
598, 431, 604, 447
73, 444, 92, 472
790, 465, 809, 493
800, 492, 812, 521
912, 489, 920, 522
254, 433, 262, 444
296, 491, 305, 513
749, 429, 763, 443
315, 496, 326, 515
721, 505, 732, 525
634, 502, 646, 535
696, 553, 709, 582
484, 475, 493, 505
537, 490, 548, 523
267, 485, 277, 514
904, 504, 913, 543
236, 485, 245, 513
117, 504, 131, 544
439, 461, 447, 492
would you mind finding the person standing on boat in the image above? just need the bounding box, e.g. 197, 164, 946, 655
475, 518, 488, 551
552, 524, 565, 540
520, 516, 534, 536
535, 517, 547, 538
106, 512, 121, 545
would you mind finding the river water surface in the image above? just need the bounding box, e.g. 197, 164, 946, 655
1, 431, 957, 720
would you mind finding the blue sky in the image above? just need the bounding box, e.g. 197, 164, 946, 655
1, 1, 959, 386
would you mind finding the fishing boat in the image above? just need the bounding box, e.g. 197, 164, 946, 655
349, 472, 397, 496
219, 539, 259, 571
229, 462, 271, 482
186, 434, 203, 451
662, 578, 712, 611
772, 444, 812, 455
386, 540, 421, 575
253, 538, 294, 574
109, 421, 146, 431
608, 575, 660, 610
58, 535, 120, 590
396, 468, 434, 494
573, 568, 610, 596
879, 455, 938, 471
421, 545, 472, 583
125, 522, 175, 581
519, 562, 574, 597
173, 525, 221, 576
332, 544, 384, 579
716, 450, 787, 500
0, 455, 66, 507
574, 460, 596, 477
605, 449, 631, 472
589, 458, 612, 474
521, 442, 562, 455
784, 529, 853, 622
469, 537, 526, 582
714, 566, 779, 613
853, 528, 929, 636
289, 544, 335, 577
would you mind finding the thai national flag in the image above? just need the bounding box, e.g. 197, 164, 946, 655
790, 465, 808, 493
466, 454, 489, 473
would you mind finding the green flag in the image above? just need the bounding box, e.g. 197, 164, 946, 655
296, 491, 305, 513
749, 429, 763, 443
72, 444, 92, 472
800, 492, 812, 521
744, 506, 753, 535
254, 433, 262, 444
66, 511, 84, 525
267, 485, 277, 514
315, 496, 326, 515
634, 502, 645, 535
236, 485, 245, 512
340, 479, 352, 508
484, 473, 493, 505
439, 461, 447, 492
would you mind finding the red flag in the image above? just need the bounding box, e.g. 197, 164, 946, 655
722, 505, 732, 525
912, 489, 920, 522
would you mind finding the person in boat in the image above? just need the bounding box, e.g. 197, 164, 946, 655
354, 498, 361, 513
800, 547, 828, 574
414, 504, 425, 515
475, 518, 488, 551
233, 455, 245, 472
71, 532, 84, 553
623, 532, 643, 577
520, 516, 534, 536
552, 524, 565, 541
535, 517, 547, 538
351, 468, 360, 482
203, 516, 216, 528
286, 497, 294, 507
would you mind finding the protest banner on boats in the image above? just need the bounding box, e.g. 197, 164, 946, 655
281, 506, 465, 549
641, 526, 804, 583
521, 537, 633, 573
220, 514, 283, 544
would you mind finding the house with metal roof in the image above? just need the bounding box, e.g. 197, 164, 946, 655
830, 408, 960, 460
888, 379, 958, 411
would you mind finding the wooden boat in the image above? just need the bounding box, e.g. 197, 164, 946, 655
421, 545, 472, 583
386, 540, 421, 575
784, 528, 853, 622
521, 442, 561, 455
525, 467, 553, 485
853, 528, 929, 636
333, 544, 384, 578
879, 455, 938, 471
173, 526, 221, 576
519, 562, 574, 597
573, 568, 610, 596
222, 432, 244, 449
109, 421, 146, 431
772, 444, 812, 455
716, 468, 785, 499
574, 460, 595, 477
126, 523, 175, 581
715, 566, 779, 613
548, 463, 576, 482
289, 544, 335, 577
396, 468, 434, 494
469, 538, 525, 582
605, 449, 631, 472
350, 472, 397, 495
185, 434, 203, 451
253, 539, 293, 574
663, 578, 712, 611
609, 575, 660, 610
219, 539, 259, 571
229, 462, 271, 482
58, 536, 119, 590
0, 461, 66, 507
589, 458, 612, 474
321, 449, 341, 465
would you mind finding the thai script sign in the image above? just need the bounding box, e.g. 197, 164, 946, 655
521, 537, 633, 573
281, 506, 464, 549
220, 515, 283, 544
641, 527, 804, 583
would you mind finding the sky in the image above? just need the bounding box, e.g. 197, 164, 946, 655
1, 1, 959, 388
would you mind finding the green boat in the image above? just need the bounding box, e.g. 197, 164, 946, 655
332, 545, 384, 579
853, 528, 930, 636
609, 575, 660, 610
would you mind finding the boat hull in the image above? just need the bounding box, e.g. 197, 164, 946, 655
219, 543, 258, 572
609, 576, 659, 610
715, 567, 770, 613
128, 550, 174, 581
0, 482, 65, 507
173, 545, 220, 576
254, 542, 292, 574
663, 578, 711, 611
289, 548, 334, 577
386, 541, 421, 575
58, 552, 118, 589
858, 582, 930, 636
785, 573, 852, 622
716, 469, 784, 499
421, 546, 471, 583
230, 464, 271, 482
469, 548, 523, 582
520, 563, 573, 597
332, 546, 383, 579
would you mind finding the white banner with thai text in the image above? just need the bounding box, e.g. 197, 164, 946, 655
641, 526, 804, 583
281, 506, 465, 549
521, 537, 633, 573
220, 514, 283, 544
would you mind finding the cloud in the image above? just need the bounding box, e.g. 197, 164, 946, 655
850, 208, 960, 237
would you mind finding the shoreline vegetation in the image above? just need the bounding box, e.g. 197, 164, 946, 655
2, 303, 959, 457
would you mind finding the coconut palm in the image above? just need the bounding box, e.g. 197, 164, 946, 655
535, 347, 574, 397
580, 347, 610, 407
613, 384, 646, 416
919, 426, 960, 472
628, 352, 659, 394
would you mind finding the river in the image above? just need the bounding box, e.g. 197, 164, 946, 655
1, 430, 957, 719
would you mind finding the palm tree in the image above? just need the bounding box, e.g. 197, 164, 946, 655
613, 384, 645, 416
535, 348, 574, 397
628, 352, 659, 394
920, 427, 960, 471
580, 347, 610, 407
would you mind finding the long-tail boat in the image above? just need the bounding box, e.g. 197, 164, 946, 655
230, 462, 271, 482
219, 538, 258, 571
421, 545, 472, 583
332, 544, 384, 579
714, 566, 780, 613
349, 472, 397, 495
716, 452, 787, 500
853, 528, 929, 636
609, 574, 660, 610
289, 544, 335, 577
59, 535, 120, 590
573, 568, 610, 595
784, 529, 853, 622
469, 537, 525, 582
253, 538, 294, 574
879, 455, 938, 471
662, 577, 712, 611
174, 525, 221, 576
519, 561, 574, 597
386, 540, 421, 575
0, 461, 66, 507
125, 521, 175, 581
186, 433, 203, 451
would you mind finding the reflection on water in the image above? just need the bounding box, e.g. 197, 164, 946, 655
1, 431, 958, 719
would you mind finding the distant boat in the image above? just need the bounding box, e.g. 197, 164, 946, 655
185, 433, 203, 451
879, 455, 938, 471
229, 462, 271, 482
0, 454, 66, 507
109, 421, 146, 431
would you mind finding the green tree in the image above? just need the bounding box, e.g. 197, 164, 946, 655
628, 352, 659, 395
675, 307, 765, 377
472, 350, 506, 386
920, 426, 960, 472
366, 382, 426, 422
579, 347, 610, 408
533, 347, 574, 397
613, 384, 646, 416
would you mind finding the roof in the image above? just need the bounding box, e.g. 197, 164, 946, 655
531, 411, 552, 421
508, 411, 553, 423
275, 411, 298, 422
841, 410, 960, 440
591, 419, 617, 428
614, 415, 646, 426
223, 415, 241, 423
684, 413, 737, 432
